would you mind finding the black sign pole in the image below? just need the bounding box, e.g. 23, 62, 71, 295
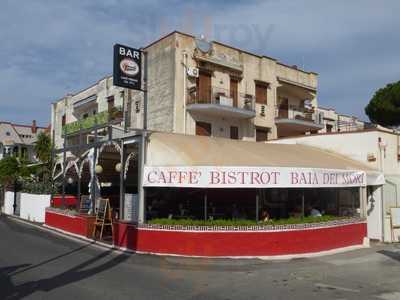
143, 51, 148, 131
138, 50, 148, 224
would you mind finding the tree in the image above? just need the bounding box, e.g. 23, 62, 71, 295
0, 156, 29, 214
365, 81, 400, 127
34, 132, 52, 164
34, 132, 52, 184
0, 156, 20, 189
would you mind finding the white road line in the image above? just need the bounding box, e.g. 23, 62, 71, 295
375, 292, 400, 300
315, 283, 360, 293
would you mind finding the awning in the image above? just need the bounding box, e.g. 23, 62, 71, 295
143, 133, 384, 188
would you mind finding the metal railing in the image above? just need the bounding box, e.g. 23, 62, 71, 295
275, 105, 322, 124
63, 106, 123, 135
337, 120, 365, 132
187, 86, 255, 112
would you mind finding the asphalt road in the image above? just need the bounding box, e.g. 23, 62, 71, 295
1, 215, 400, 300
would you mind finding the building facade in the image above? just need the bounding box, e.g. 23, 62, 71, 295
0, 120, 47, 162
317, 106, 366, 133
270, 129, 400, 242
52, 31, 326, 148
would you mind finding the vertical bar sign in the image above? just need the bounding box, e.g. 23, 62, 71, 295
113, 44, 142, 90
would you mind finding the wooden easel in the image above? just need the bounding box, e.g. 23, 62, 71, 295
92, 198, 113, 240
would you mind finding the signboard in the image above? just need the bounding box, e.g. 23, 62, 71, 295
113, 44, 142, 90
124, 194, 139, 222
79, 196, 91, 214
143, 166, 367, 188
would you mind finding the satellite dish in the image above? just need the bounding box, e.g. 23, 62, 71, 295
195, 37, 211, 54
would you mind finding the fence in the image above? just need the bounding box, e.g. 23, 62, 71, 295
2, 192, 50, 223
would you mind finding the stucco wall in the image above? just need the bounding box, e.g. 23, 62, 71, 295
271, 131, 400, 175
3, 192, 50, 223
145, 34, 176, 132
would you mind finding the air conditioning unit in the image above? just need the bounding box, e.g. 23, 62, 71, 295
260, 105, 266, 117
187, 67, 199, 78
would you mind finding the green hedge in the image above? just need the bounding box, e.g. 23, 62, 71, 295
148, 215, 348, 226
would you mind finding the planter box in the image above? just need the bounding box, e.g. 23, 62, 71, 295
113, 220, 367, 257
45, 210, 96, 238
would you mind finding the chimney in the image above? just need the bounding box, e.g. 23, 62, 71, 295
32, 120, 37, 134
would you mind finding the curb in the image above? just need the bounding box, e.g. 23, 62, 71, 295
4, 215, 131, 254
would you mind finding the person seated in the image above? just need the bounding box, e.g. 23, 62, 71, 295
231, 204, 240, 219
310, 207, 322, 217
178, 203, 186, 217
260, 209, 270, 222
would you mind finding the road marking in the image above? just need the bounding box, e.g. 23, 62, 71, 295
315, 283, 360, 293
375, 292, 400, 300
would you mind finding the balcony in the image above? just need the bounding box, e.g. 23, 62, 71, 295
186, 87, 256, 119
63, 106, 123, 135
275, 105, 324, 137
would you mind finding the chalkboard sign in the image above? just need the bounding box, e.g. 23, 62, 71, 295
97, 198, 108, 219
390, 207, 400, 227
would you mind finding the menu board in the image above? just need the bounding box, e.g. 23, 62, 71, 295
124, 194, 139, 223
80, 196, 91, 213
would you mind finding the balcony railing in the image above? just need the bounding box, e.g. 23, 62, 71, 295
63, 106, 123, 135
187, 86, 255, 112
275, 105, 322, 125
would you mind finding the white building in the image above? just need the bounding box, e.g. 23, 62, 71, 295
270, 129, 400, 242
317, 106, 366, 133
0, 121, 47, 162
51, 31, 326, 150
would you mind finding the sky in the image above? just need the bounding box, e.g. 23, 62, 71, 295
0, 0, 399, 126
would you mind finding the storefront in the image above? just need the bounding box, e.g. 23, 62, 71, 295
46, 132, 384, 257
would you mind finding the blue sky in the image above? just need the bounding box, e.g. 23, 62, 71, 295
0, 0, 399, 126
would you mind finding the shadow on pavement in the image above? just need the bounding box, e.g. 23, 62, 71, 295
10, 244, 92, 276
377, 250, 400, 262
1, 250, 130, 300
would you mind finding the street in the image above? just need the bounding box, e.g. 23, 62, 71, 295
1, 215, 400, 300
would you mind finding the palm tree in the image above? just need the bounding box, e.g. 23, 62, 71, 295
34, 132, 52, 184
34, 132, 51, 164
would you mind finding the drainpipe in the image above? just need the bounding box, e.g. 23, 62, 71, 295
378, 137, 386, 241
182, 51, 188, 135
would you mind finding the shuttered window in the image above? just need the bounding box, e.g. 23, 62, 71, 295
255, 84, 268, 104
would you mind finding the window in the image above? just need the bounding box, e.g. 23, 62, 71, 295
255, 83, 268, 104
230, 78, 239, 107
6, 131, 10, 136
196, 121, 212, 137
62, 114, 66, 126
107, 96, 115, 112
256, 127, 270, 142
196, 72, 212, 103
21, 147, 27, 159
230, 126, 239, 140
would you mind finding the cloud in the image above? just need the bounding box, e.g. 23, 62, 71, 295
0, 0, 399, 125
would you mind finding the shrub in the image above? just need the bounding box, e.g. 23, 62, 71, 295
148, 215, 348, 227
21, 177, 57, 195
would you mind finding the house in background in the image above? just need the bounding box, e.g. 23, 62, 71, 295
0, 120, 48, 162
51, 31, 325, 148
317, 106, 367, 133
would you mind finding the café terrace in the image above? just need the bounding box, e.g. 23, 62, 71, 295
47, 131, 384, 257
